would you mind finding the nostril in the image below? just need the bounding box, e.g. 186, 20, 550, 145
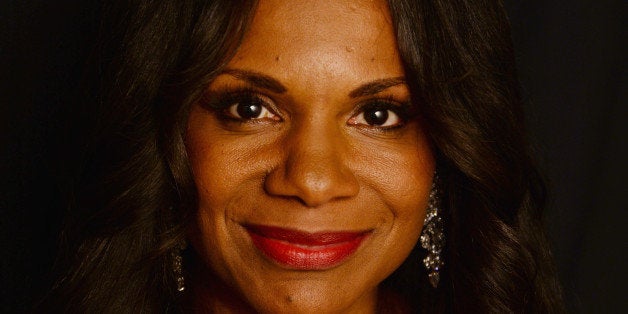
263, 155, 359, 207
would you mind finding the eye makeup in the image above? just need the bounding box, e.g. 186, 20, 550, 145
349, 95, 417, 132
199, 83, 417, 133
199, 85, 281, 123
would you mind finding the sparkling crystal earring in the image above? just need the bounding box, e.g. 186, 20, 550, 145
173, 241, 186, 292
420, 175, 444, 288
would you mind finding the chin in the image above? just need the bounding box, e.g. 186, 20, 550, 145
244, 284, 376, 314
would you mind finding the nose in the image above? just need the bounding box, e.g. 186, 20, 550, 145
264, 121, 359, 207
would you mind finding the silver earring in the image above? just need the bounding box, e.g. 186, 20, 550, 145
173, 241, 186, 292
420, 174, 444, 288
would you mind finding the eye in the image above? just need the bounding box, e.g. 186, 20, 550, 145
348, 102, 405, 128
227, 99, 275, 120
215, 92, 279, 122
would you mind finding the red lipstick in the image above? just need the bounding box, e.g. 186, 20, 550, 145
245, 225, 369, 270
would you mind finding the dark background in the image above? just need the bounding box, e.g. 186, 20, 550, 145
1, 1, 626, 312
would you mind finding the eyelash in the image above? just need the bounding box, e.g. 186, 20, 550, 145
350, 96, 412, 131
201, 87, 279, 122
201, 88, 413, 130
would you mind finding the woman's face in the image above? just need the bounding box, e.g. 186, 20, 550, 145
185, 0, 435, 312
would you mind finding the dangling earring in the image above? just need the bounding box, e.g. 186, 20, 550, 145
173, 241, 186, 292
420, 174, 444, 288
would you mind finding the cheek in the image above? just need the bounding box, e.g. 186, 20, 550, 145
354, 131, 435, 258
357, 134, 434, 214
185, 112, 247, 270
185, 109, 274, 211
185, 109, 283, 275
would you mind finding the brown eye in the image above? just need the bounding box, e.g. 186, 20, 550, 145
223, 94, 278, 121
348, 102, 404, 128
232, 101, 263, 119
363, 108, 391, 126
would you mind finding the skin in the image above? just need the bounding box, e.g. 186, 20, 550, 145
185, 0, 435, 313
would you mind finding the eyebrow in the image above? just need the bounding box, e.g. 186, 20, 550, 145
348, 77, 406, 98
223, 69, 287, 94
221, 68, 406, 97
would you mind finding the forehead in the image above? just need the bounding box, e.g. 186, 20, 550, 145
245, 0, 391, 40
228, 0, 404, 85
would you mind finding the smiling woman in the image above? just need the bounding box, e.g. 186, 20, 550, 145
38, 0, 564, 313
185, 2, 433, 311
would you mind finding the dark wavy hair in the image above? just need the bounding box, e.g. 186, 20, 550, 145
38, 0, 564, 312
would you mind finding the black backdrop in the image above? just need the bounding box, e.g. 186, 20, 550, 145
1, 1, 626, 312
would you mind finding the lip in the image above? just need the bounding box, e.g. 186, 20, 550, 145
245, 224, 370, 270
